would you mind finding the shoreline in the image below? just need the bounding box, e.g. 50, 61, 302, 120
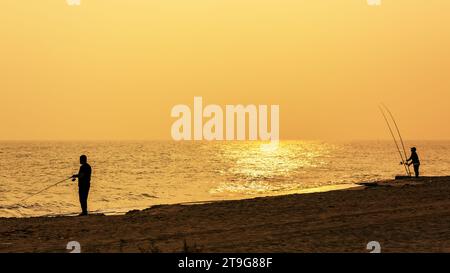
0, 182, 365, 219
1, 176, 449, 253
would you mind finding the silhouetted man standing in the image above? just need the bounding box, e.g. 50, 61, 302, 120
72, 155, 92, 216
406, 147, 420, 178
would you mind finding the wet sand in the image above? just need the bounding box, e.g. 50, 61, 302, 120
1, 176, 450, 253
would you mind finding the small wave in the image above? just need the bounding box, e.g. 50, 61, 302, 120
0, 202, 44, 210
141, 193, 158, 198
0, 204, 23, 210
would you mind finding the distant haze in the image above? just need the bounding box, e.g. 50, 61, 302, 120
1, 1, 450, 140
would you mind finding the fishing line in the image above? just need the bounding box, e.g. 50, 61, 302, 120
17, 176, 73, 204
379, 105, 410, 176
381, 103, 411, 176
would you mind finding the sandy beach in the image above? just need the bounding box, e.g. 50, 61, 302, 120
1, 176, 450, 253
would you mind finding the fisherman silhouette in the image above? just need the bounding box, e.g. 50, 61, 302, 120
406, 147, 420, 178
72, 155, 92, 216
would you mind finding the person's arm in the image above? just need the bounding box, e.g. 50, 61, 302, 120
72, 166, 83, 180
75, 166, 89, 180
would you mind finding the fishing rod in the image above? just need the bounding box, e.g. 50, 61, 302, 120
381, 103, 411, 176
379, 105, 411, 176
18, 176, 73, 204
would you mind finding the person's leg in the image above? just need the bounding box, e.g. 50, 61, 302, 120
83, 183, 90, 214
414, 165, 420, 178
79, 184, 90, 215
78, 186, 85, 214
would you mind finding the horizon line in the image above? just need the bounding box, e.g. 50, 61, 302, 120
0, 138, 449, 142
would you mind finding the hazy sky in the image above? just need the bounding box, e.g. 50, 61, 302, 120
1, 0, 450, 141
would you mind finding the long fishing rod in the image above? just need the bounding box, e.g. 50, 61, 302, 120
379, 105, 410, 176
381, 103, 411, 176
18, 176, 73, 204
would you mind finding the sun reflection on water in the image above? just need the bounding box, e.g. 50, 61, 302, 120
212, 141, 334, 194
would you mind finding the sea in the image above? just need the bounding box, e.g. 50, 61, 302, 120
0, 140, 449, 218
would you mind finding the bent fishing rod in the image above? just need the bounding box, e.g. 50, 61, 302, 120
18, 176, 73, 204
379, 105, 411, 177
381, 103, 411, 176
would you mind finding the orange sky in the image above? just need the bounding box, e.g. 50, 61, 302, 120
1, 0, 450, 141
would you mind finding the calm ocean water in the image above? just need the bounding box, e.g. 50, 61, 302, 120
0, 140, 449, 218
